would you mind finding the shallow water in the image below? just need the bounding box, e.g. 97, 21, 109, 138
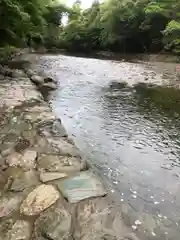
35, 54, 180, 240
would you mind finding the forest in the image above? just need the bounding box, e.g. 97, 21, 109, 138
0, 0, 180, 55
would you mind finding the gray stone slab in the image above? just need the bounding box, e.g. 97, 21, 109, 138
57, 171, 107, 203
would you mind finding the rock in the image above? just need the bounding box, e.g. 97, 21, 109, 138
31, 75, 44, 85
40, 172, 67, 183
32, 200, 72, 240
20, 184, 59, 216
19, 149, 37, 169
26, 69, 35, 77
0, 219, 14, 240
14, 138, 31, 152
10, 170, 39, 192
11, 70, 25, 78
47, 138, 81, 157
57, 171, 107, 203
161, 163, 172, 170
44, 77, 56, 84
6, 152, 21, 167
37, 154, 85, 173
6, 150, 37, 170
74, 198, 127, 240
6, 220, 31, 240
38, 119, 68, 138
41, 82, 57, 91
0, 194, 23, 218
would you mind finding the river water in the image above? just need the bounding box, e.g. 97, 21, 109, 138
35, 54, 180, 240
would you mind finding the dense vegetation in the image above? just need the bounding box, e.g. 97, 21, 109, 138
0, 0, 180, 55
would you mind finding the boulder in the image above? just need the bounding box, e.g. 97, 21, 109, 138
32, 200, 72, 240
31, 75, 44, 85
57, 171, 107, 203
20, 184, 59, 216
74, 198, 129, 240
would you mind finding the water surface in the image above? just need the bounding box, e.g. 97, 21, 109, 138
35, 54, 180, 240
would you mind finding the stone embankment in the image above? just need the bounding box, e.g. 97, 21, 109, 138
0, 62, 138, 240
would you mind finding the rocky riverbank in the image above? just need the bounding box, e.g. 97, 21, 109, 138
0, 62, 139, 240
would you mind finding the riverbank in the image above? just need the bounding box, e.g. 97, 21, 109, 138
0, 61, 138, 239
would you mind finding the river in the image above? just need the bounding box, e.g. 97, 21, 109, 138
34, 54, 180, 240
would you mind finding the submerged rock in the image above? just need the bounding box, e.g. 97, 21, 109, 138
20, 184, 59, 216
74, 198, 127, 240
57, 171, 107, 203
32, 200, 72, 240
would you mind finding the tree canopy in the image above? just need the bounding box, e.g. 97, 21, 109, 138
0, 0, 179, 54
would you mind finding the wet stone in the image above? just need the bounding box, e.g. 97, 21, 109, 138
37, 154, 85, 173
6, 150, 37, 170
74, 198, 128, 240
57, 171, 107, 203
10, 170, 39, 192
20, 184, 59, 216
0, 193, 23, 218
38, 119, 68, 138
40, 172, 67, 183
46, 138, 81, 157
32, 200, 72, 240
5, 220, 31, 240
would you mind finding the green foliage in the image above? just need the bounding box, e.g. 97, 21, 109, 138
163, 20, 180, 53
0, 0, 179, 55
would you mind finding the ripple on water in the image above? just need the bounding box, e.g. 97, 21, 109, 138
35, 54, 180, 240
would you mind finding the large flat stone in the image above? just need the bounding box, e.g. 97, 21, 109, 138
37, 154, 85, 173
74, 198, 130, 240
20, 184, 59, 216
0, 194, 23, 218
32, 200, 72, 240
6, 220, 31, 240
40, 172, 67, 183
57, 171, 107, 203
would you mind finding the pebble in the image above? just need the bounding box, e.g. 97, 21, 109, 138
152, 232, 156, 236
